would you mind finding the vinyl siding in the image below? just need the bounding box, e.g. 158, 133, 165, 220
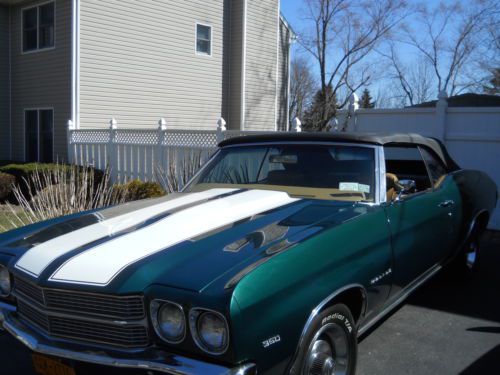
243, 0, 279, 131
276, 18, 290, 131
0, 6, 10, 160
10, 0, 72, 161
78, 0, 226, 130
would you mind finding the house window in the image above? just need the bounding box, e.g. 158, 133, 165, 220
196, 23, 212, 55
25, 109, 53, 162
23, 2, 55, 52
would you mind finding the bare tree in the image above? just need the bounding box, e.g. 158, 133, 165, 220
289, 56, 316, 126
382, 45, 434, 106
298, 0, 407, 130
397, 0, 499, 97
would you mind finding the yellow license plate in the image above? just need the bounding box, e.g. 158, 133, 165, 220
32, 353, 76, 375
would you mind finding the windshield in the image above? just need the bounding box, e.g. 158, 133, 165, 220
184, 144, 376, 202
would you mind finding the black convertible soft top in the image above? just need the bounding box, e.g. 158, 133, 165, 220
219, 132, 460, 171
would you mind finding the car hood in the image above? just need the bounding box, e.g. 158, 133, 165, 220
0, 188, 367, 294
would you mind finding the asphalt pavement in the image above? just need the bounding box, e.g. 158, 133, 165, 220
1, 232, 499, 375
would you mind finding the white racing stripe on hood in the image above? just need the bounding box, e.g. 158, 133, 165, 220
15, 188, 236, 277
49, 189, 299, 286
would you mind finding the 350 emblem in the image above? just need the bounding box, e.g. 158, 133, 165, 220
262, 335, 281, 348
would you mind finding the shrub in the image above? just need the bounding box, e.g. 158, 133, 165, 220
114, 180, 166, 201
0, 163, 105, 202
4, 164, 126, 228
0, 172, 16, 201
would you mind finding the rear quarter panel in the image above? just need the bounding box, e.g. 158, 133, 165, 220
452, 170, 498, 241
230, 205, 392, 374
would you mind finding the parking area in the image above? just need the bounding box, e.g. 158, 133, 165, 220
1, 232, 499, 375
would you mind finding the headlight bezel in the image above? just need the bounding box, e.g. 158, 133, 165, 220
150, 299, 186, 344
189, 308, 230, 355
0, 265, 11, 298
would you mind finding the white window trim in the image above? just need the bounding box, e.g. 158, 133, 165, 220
195, 22, 213, 57
21, 0, 56, 55
23, 107, 55, 163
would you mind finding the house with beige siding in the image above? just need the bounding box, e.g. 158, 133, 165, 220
0, 0, 294, 162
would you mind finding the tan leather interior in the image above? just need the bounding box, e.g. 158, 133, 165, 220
191, 183, 369, 202
386, 173, 399, 202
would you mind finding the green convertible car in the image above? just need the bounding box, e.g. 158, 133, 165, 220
0, 133, 497, 375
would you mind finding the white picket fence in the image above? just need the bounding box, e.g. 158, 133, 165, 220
67, 118, 302, 186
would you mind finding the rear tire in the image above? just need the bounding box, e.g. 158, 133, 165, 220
294, 304, 357, 375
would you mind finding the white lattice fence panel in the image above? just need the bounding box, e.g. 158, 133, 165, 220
163, 130, 219, 148
69, 127, 282, 186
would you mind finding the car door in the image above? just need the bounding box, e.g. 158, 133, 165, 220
383, 145, 455, 295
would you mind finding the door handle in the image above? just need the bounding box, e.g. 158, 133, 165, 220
439, 200, 455, 208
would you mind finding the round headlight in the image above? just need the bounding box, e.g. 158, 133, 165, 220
0, 266, 11, 297
194, 311, 229, 354
151, 300, 186, 344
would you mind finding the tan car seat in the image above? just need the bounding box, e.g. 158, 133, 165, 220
386, 173, 399, 202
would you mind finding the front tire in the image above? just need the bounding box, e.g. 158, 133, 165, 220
295, 304, 357, 375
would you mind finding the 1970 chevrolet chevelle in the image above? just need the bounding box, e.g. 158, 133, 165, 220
0, 133, 497, 375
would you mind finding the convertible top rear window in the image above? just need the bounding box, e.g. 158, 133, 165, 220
185, 144, 376, 202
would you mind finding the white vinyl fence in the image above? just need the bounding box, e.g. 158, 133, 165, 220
336, 92, 500, 230
67, 118, 302, 188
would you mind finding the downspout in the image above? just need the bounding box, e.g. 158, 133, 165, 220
274, 4, 280, 131
71, 0, 80, 129
240, 0, 247, 130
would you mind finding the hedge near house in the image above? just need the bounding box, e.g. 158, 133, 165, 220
0, 172, 16, 201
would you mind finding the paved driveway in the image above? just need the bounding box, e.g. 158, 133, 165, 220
1, 232, 499, 375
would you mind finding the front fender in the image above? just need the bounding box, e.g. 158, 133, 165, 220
230, 206, 392, 374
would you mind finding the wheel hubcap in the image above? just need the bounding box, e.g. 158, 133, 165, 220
304, 323, 349, 375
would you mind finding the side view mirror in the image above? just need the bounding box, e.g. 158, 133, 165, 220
395, 179, 417, 201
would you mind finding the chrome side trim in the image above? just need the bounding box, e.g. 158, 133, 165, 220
1, 310, 255, 375
288, 284, 367, 374
357, 264, 441, 337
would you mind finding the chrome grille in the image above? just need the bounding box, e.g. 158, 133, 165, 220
44, 289, 145, 319
13, 277, 149, 348
50, 318, 149, 348
15, 277, 45, 305
17, 300, 50, 331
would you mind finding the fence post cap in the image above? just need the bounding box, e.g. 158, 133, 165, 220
438, 90, 448, 100
217, 117, 227, 131
349, 92, 359, 106
291, 117, 302, 132
109, 118, 118, 129
158, 118, 167, 130
67, 119, 75, 130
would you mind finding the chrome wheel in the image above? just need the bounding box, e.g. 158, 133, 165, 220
303, 323, 349, 375
466, 241, 478, 270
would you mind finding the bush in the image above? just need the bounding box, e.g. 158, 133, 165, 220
0, 172, 16, 201
0, 163, 105, 202
5, 164, 125, 228
114, 180, 166, 202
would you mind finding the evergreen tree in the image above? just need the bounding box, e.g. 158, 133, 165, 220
303, 85, 337, 132
360, 88, 375, 108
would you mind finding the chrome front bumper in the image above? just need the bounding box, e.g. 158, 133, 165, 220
0, 304, 255, 375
